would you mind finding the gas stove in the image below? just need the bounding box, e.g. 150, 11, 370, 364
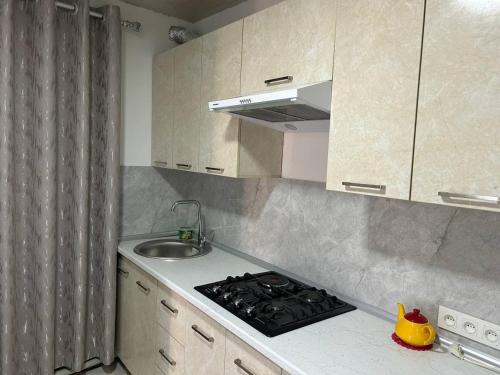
194, 271, 356, 337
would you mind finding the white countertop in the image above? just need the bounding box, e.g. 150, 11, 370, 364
118, 238, 491, 375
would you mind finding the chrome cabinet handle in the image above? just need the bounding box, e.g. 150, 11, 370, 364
176, 163, 192, 170
159, 349, 176, 367
234, 359, 254, 375
135, 280, 150, 294
438, 191, 500, 205
342, 181, 386, 192
160, 299, 178, 315
153, 160, 168, 166
191, 325, 214, 343
264, 75, 293, 86
117, 268, 129, 278
205, 167, 224, 174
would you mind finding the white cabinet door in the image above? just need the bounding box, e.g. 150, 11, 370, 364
172, 38, 202, 173
225, 331, 281, 375
199, 20, 243, 177
412, 0, 500, 211
240, 0, 336, 95
151, 49, 174, 169
116, 257, 158, 375
326, 0, 424, 199
184, 303, 226, 375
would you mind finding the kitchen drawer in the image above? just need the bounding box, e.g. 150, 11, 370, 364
184, 303, 226, 375
225, 331, 281, 375
156, 325, 185, 375
157, 283, 187, 345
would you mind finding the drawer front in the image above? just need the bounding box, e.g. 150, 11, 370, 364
184, 303, 226, 375
156, 325, 185, 375
225, 331, 281, 375
157, 284, 187, 345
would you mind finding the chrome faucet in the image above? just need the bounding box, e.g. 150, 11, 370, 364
171, 200, 206, 247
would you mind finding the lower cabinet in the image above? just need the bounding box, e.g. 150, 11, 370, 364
184, 302, 226, 375
116, 258, 158, 375
156, 325, 185, 375
117, 256, 286, 375
225, 331, 281, 375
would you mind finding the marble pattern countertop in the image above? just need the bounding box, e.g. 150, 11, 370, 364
118, 238, 490, 375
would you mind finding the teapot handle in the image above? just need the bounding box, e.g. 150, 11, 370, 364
423, 325, 436, 346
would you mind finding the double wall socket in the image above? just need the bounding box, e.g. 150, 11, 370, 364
438, 305, 500, 350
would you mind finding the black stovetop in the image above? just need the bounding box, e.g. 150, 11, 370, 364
194, 271, 356, 337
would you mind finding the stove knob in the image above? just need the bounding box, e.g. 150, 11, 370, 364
245, 306, 255, 317
223, 292, 232, 301
234, 298, 243, 307
211, 285, 222, 294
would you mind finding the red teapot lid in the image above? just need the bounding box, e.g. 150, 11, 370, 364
405, 308, 428, 324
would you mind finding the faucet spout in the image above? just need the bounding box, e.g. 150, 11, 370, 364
170, 200, 206, 247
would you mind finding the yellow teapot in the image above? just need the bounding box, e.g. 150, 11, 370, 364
392, 303, 436, 351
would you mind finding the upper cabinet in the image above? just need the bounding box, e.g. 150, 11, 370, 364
151, 49, 174, 168
412, 0, 500, 211
326, 0, 424, 199
199, 21, 243, 177
198, 20, 283, 178
172, 38, 202, 173
240, 0, 337, 95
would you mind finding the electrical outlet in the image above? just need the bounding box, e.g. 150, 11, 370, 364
438, 305, 500, 350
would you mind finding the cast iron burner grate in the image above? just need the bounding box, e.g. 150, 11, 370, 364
194, 271, 356, 337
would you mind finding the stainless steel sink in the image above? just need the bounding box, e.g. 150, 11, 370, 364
133, 239, 211, 260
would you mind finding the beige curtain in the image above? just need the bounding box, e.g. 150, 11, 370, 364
0, 0, 121, 373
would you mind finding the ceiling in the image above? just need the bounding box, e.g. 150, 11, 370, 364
122, 0, 247, 23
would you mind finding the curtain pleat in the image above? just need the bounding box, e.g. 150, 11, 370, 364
0, 1, 121, 374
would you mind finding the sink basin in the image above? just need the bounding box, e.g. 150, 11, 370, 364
133, 239, 211, 260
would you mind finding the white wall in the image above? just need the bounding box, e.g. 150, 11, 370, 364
194, 0, 284, 34
91, 0, 193, 166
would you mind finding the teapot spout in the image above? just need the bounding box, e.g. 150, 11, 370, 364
397, 303, 406, 321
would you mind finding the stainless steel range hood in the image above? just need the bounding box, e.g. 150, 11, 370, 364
208, 81, 332, 132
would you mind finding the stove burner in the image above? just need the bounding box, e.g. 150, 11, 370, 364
297, 289, 325, 303
258, 274, 290, 288
195, 271, 356, 337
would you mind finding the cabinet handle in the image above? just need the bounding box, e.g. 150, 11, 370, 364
153, 161, 168, 167
135, 280, 150, 294
160, 299, 178, 315
117, 268, 129, 278
234, 359, 255, 375
191, 325, 214, 343
438, 191, 500, 205
264, 75, 293, 86
205, 167, 224, 174
342, 181, 386, 192
176, 163, 192, 170
159, 349, 176, 367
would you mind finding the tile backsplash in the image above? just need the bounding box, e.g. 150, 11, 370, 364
120, 166, 500, 325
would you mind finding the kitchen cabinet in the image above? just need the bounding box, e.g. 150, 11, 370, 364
240, 0, 336, 95
156, 325, 185, 375
116, 257, 158, 375
184, 302, 226, 375
199, 20, 283, 178
157, 283, 188, 345
172, 38, 202, 172
225, 331, 281, 375
151, 49, 174, 168
326, 0, 424, 199
411, 0, 500, 211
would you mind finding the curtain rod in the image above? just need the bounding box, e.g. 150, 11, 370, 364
56, 1, 104, 19
55, 1, 142, 32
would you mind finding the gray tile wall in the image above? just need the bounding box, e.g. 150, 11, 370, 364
120, 166, 500, 325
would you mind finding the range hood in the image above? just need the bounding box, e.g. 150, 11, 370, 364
208, 81, 332, 132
